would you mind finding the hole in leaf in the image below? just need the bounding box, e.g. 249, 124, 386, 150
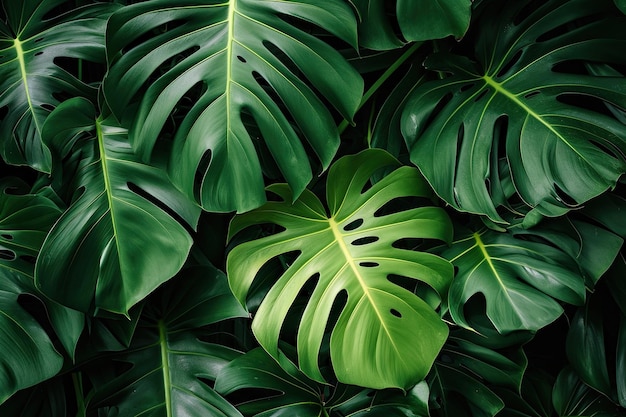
34, 51, 43, 56
496, 50, 523, 79
359, 261, 379, 267
35, 37, 44, 43
374, 195, 432, 217
556, 92, 615, 116
390, 309, 402, 318
1, 234, 12, 240
237, 55, 247, 63
318, 289, 348, 376
40, 103, 55, 112
589, 139, 623, 159
194, 149, 212, 201
0, 249, 15, 260
554, 183, 578, 207
536, 22, 570, 43
391, 237, 423, 251
524, 90, 541, 100
20, 255, 36, 264
493, 115, 509, 161
343, 218, 363, 231
460, 82, 475, 93
351, 236, 378, 246
224, 388, 283, 407
279, 272, 319, 345
387, 274, 418, 292
127, 182, 196, 236
513, 0, 549, 25
473, 89, 489, 103
42, 2, 74, 20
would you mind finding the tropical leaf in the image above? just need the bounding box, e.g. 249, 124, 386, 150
216, 347, 431, 417
0, 377, 68, 417
0, 180, 66, 404
215, 347, 327, 416
35, 97, 201, 315
429, 361, 504, 417
441, 227, 587, 333
104, 0, 363, 213
566, 284, 626, 406
227, 149, 453, 389
353, 0, 471, 50
401, 0, 626, 223
0, 0, 117, 171
84, 266, 247, 416
552, 367, 623, 417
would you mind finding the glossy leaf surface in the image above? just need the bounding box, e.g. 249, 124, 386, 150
441, 228, 586, 333
0, 182, 64, 403
353, 0, 471, 50
85, 266, 247, 416
216, 347, 431, 417
105, 0, 363, 213
0, 0, 116, 171
35, 97, 200, 315
227, 149, 453, 389
402, 0, 626, 222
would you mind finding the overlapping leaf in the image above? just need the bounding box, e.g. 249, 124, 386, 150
0, 0, 118, 171
0, 181, 66, 403
353, 0, 471, 50
401, 0, 626, 223
35, 97, 200, 315
216, 347, 431, 417
85, 266, 247, 416
104, 0, 363, 213
441, 228, 587, 333
227, 149, 453, 389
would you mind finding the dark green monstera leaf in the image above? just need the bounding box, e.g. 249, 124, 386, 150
401, 0, 626, 223
0, 0, 118, 171
0, 180, 71, 404
227, 149, 453, 390
216, 347, 431, 417
353, 0, 471, 50
441, 227, 587, 333
35, 97, 200, 315
85, 266, 247, 416
104, 0, 363, 213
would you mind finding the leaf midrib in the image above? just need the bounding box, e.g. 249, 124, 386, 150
482, 74, 587, 161
96, 119, 122, 273
328, 217, 401, 356
13, 38, 42, 139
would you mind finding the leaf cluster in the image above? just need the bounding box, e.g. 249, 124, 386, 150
1, 0, 626, 416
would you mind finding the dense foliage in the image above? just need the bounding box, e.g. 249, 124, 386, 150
1, 0, 626, 415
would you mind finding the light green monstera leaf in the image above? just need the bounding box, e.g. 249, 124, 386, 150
104, 0, 363, 213
227, 149, 454, 390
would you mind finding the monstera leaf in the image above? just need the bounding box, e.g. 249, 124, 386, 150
0, 181, 66, 403
35, 97, 201, 315
352, 0, 471, 50
84, 266, 247, 416
216, 347, 431, 417
227, 149, 454, 389
104, 0, 363, 213
401, 0, 626, 223
0, 0, 117, 171
441, 227, 587, 333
